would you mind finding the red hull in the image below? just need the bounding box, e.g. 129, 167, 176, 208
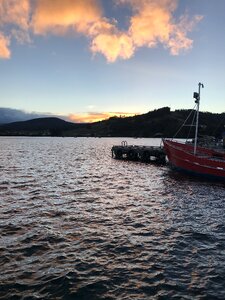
163, 139, 225, 181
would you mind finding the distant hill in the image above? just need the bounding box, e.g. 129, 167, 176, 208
1, 117, 75, 130
0, 117, 86, 136
0, 107, 225, 138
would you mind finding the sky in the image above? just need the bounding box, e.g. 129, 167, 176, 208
0, 0, 225, 123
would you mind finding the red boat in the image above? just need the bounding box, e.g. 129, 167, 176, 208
163, 83, 225, 181
163, 139, 225, 181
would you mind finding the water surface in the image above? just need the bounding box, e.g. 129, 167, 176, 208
0, 137, 225, 299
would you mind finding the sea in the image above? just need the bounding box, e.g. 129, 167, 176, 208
0, 137, 225, 300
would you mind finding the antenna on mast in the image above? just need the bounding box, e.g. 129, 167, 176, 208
193, 82, 204, 155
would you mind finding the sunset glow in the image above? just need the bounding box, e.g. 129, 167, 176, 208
68, 112, 139, 123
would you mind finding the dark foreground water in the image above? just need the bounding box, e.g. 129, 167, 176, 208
0, 137, 225, 300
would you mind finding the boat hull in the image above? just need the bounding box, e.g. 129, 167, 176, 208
163, 139, 225, 181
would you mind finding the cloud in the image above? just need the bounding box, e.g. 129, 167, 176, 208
0, 107, 52, 123
68, 111, 138, 123
120, 0, 203, 55
0, 0, 203, 61
91, 32, 135, 62
31, 0, 102, 35
125, 0, 177, 47
31, 0, 135, 62
165, 14, 203, 55
0, 32, 10, 59
0, 0, 30, 29
0, 0, 30, 51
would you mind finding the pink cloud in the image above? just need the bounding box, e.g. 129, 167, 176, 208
0, 32, 10, 59
91, 32, 135, 62
0, 0, 203, 61
121, 0, 203, 55
0, 0, 30, 29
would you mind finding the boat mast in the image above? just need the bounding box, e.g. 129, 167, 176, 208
194, 82, 204, 155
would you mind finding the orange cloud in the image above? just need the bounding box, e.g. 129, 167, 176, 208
68, 112, 138, 123
91, 32, 134, 62
31, 0, 102, 35
88, 18, 134, 62
31, 0, 135, 62
0, 0, 203, 61
0, 32, 10, 59
128, 0, 175, 47
32, 0, 202, 60
122, 0, 203, 55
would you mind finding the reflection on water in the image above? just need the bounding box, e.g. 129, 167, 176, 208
0, 137, 225, 299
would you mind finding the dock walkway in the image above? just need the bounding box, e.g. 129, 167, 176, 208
111, 141, 166, 164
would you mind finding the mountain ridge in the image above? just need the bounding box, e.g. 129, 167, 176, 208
0, 107, 224, 138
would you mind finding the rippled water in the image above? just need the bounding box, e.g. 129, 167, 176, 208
0, 137, 225, 300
